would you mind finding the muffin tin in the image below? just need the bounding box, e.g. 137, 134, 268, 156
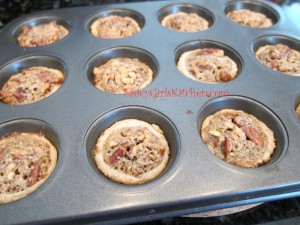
0, 0, 300, 224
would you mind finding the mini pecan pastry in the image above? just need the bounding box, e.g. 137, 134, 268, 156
177, 48, 238, 83
161, 12, 209, 32
93, 58, 153, 94
0, 132, 57, 204
201, 109, 275, 168
255, 44, 300, 76
18, 21, 68, 47
90, 15, 140, 39
93, 119, 170, 185
226, 9, 272, 28
0, 66, 64, 105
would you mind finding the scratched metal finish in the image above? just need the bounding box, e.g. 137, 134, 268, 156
0, 0, 299, 224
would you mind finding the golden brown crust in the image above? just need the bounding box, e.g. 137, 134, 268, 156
0, 132, 57, 204
161, 12, 209, 32
255, 44, 300, 76
177, 48, 238, 83
93, 58, 153, 94
0, 66, 64, 105
93, 119, 170, 185
226, 9, 272, 28
18, 21, 68, 47
296, 104, 300, 120
90, 15, 140, 39
201, 109, 275, 168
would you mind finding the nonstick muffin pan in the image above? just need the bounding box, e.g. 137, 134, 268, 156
0, 0, 300, 224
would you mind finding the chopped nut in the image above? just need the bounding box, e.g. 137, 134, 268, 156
109, 140, 119, 148
109, 147, 125, 165
233, 116, 264, 147
209, 130, 221, 137
5, 163, 16, 175
7, 172, 15, 180
121, 77, 133, 84
224, 112, 238, 119
129, 72, 137, 78
224, 120, 235, 129
221, 137, 231, 158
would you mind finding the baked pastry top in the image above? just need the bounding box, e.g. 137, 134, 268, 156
18, 21, 68, 47
177, 48, 238, 83
161, 12, 209, 32
93, 58, 153, 94
0, 132, 57, 204
226, 9, 272, 28
255, 44, 300, 76
90, 15, 140, 39
201, 109, 276, 168
0, 66, 64, 105
93, 119, 170, 185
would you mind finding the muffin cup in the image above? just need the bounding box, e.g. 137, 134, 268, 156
84, 105, 180, 186
84, 46, 158, 93
197, 95, 288, 168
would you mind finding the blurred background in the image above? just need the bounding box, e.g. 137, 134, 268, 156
0, 0, 290, 29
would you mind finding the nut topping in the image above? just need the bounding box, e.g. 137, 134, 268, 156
233, 116, 264, 147
221, 137, 231, 158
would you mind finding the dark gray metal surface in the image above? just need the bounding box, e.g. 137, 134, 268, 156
0, 0, 299, 224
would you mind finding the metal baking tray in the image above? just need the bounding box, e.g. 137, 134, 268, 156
0, 0, 299, 224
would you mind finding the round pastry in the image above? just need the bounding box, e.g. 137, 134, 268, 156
90, 15, 140, 39
17, 21, 68, 47
296, 104, 300, 120
161, 12, 209, 32
201, 109, 276, 168
0, 66, 64, 105
93, 58, 153, 94
255, 44, 300, 76
93, 119, 170, 185
226, 9, 272, 28
177, 48, 238, 83
0, 132, 58, 204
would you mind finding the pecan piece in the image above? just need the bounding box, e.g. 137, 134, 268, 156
221, 137, 231, 158
233, 116, 264, 147
224, 112, 238, 119
110, 147, 125, 165
219, 71, 233, 82
27, 159, 43, 187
